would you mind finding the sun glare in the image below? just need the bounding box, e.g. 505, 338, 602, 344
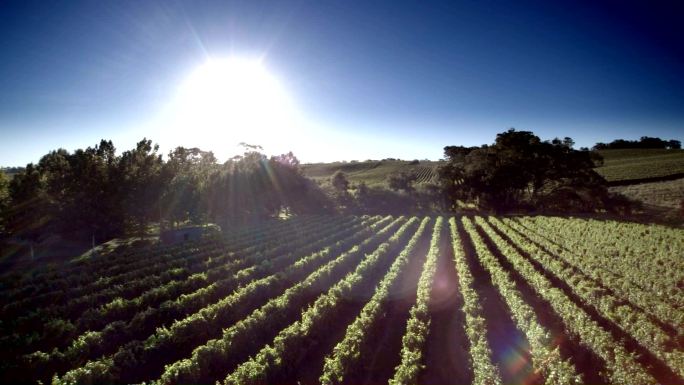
171, 57, 299, 152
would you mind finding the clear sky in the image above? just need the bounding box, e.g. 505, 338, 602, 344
1, 0, 683, 166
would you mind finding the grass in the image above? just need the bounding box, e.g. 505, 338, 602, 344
610, 178, 684, 211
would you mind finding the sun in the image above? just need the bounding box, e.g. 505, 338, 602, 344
172, 57, 298, 151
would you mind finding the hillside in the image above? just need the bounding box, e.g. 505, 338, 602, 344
0, 215, 682, 384
596, 148, 684, 183
304, 149, 684, 187
610, 178, 684, 212
302, 159, 441, 188
595, 149, 684, 215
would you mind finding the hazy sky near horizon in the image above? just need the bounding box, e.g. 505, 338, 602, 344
1, 0, 683, 166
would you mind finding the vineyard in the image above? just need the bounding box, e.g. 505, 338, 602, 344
412, 166, 437, 183
0, 215, 682, 385
596, 149, 684, 183
302, 160, 439, 187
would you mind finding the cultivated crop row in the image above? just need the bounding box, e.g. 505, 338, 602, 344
1, 216, 357, 359
224, 217, 431, 385
506, 217, 684, 335
318, 217, 431, 385
463, 217, 582, 384
487, 217, 683, 378
470, 217, 658, 384
13, 216, 387, 383
54, 217, 408, 384
389, 216, 443, 385
1, 214, 681, 385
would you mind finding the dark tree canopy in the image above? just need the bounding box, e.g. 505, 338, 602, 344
387, 171, 417, 193
593, 136, 681, 150
439, 129, 622, 213
2, 129, 655, 252
331, 170, 350, 192
2, 139, 330, 247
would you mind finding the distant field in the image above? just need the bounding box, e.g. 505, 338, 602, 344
610, 178, 684, 211
1, 215, 682, 384
0, 167, 24, 179
302, 160, 440, 187
304, 149, 684, 187
596, 149, 684, 183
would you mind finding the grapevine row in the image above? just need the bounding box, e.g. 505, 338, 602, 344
317, 217, 431, 385
389, 216, 444, 385
488, 216, 684, 378
470, 217, 657, 384
464, 217, 581, 384
2, 215, 335, 315
1, 214, 319, 298
518, 216, 683, 307
449, 217, 502, 385
508, 217, 684, 334
1, 216, 356, 355
55, 216, 407, 384
224, 217, 431, 385
155, 218, 417, 385
2, 214, 333, 304
13, 217, 386, 383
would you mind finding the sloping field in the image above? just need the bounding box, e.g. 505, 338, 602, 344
0, 215, 682, 385
302, 160, 440, 187
303, 149, 684, 187
610, 178, 684, 211
597, 149, 684, 183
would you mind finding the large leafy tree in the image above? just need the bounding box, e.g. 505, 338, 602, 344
68, 140, 125, 241
119, 138, 164, 237
5, 140, 127, 251
387, 171, 417, 193
36, 149, 71, 229
4, 138, 330, 252
0, 170, 9, 233
205, 148, 329, 227
330, 170, 349, 193
6, 163, 50, 256
161, 147, 217, 228
268, 151, 327, 215
439, 129, 610, 213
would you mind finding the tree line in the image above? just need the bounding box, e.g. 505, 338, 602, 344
0, 139, 329, 251
326, 130, 635, 216
436, 129, 632, 214
593, 136, 681, 150
0, 129, 655, 254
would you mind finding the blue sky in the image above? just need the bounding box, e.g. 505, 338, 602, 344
1, 0, 683, 166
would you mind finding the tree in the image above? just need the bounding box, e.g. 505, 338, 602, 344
350, 183, 415, 214
6, 163, 50, 257
271, 151, 300, 169
68, 140, 125, 242
0, 170, 10, 234
162, 147, 217, 228
204, 146, 330, 227
36, 149, 71, 232
3, 140, 126, 252
119, 139, 163, 238
592, 136, 681, 150
439, 129, 610, 213
355, 182, 370, 212
331, 171, 350, 192
387, 171, 417, 193
3, 138, 332, 247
